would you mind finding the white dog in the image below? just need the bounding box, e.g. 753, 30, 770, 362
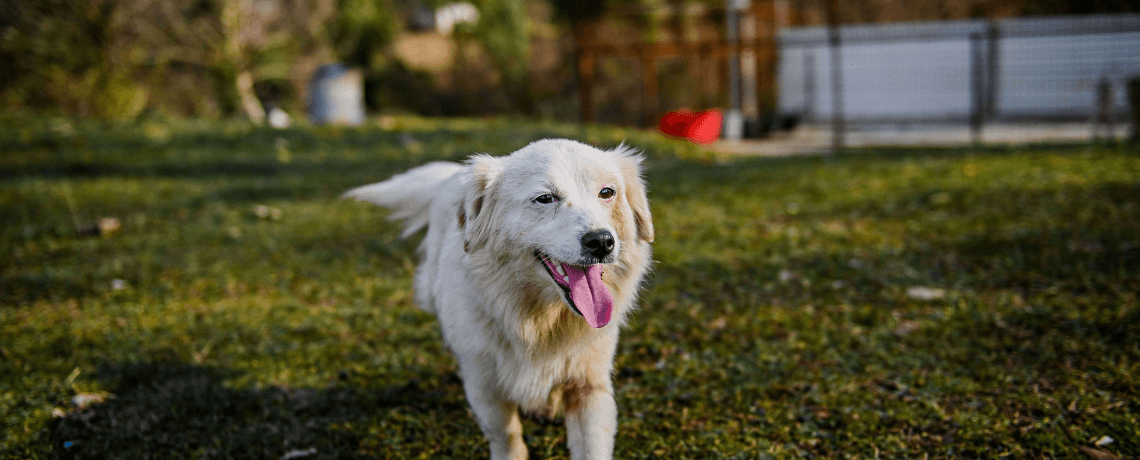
344, 139, 654, 460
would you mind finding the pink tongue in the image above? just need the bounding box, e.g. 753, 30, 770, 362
564, 264, 614, 328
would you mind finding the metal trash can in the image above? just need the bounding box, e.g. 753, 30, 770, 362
307, 64, 365, 126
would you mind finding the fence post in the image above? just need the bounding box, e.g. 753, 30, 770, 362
724, 0, 748, 141
755, 0, 778, 121
641, 48, 659, 127
1093, 76, 1114, 143
826, 0, 843, 153
804, 52, 815, 121
986, 20, 1000, 119
1130, 77, 1140, 143
969, 32, 984, 145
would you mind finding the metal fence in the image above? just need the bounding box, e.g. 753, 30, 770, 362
776, 13, 1140, 142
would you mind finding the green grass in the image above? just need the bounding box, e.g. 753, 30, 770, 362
1, 116, 1138, 459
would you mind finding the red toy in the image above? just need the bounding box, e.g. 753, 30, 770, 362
658, 109, 723, 144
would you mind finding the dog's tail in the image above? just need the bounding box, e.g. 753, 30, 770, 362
342, 161, 465, 238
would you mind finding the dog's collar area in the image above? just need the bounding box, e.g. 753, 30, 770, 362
534, 251, 584, 318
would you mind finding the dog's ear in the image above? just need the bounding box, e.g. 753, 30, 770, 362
615, 146, 654, 243
461, 154, 503, 252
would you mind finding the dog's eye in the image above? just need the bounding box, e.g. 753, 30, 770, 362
534, 194, 558, 204
598, 187, 615, 200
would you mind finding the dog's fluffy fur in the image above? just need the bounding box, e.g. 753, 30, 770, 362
344, 139, 654, 460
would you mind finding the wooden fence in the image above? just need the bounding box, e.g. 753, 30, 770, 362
574, 2, 782, 128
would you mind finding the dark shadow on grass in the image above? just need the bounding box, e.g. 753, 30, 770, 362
0, 126, 414, 155
0, 124, 609, 181
0, 273, 101, 308
0, 159, 415, 181
50, 362, 466, 460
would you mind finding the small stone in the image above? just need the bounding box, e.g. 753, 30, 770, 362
254, 205, 283, 220
71, 392, 110, 409
907, 286, 945, 301
97, 217, 121, 235
280, 448, 317, 460
268, 109, 291, 129
399, 133, 420, 149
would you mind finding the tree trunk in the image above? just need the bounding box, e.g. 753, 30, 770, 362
237, 71, 266, 124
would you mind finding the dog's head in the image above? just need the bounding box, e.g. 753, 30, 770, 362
459, 139, 653, 328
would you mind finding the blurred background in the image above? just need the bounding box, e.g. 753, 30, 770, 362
3, 0, 1138, 147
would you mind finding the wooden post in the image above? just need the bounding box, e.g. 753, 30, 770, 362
576, 21, 597, 123
677, 1, 700, 109
641, 48, 659, 127
755, 0, 777, 118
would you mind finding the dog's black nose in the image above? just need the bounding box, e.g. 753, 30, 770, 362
581, 230, 616, 259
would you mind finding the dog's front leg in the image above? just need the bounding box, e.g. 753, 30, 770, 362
565, 385, 617, 460
460, 365, 528, 460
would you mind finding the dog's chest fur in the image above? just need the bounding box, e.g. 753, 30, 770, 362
442, 247, 624, 414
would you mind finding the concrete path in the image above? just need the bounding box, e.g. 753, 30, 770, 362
714, 123, 1134, 156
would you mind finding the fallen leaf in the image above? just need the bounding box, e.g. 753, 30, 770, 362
894, 320, 922, 336
1078, 446, 1121, 460
281, 448, 318, 460
78, 217, 121, 237
71, 392, 112, 409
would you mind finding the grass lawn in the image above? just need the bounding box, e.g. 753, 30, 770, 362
1, 116, 1138, 459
